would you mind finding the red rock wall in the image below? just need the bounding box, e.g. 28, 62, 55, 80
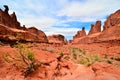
88, 20, 101, 35
0, 5, 48, 43
103, 10, 120, 31
72, 10, 120, 44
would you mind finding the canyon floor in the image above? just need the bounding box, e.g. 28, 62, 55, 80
0, 42, 120, 80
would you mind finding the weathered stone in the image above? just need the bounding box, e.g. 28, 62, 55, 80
48, 34, 66, 44
4, 5, 9, 14
0, 5, 20, 29
27, 27, 48, 43
72, 10, 120, 44
0, 5, 48, 43
73, 27, 86, 39
88, 20, 101, 35
103, 9, 120, 31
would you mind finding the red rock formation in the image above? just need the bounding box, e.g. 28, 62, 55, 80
0, 5, 48, 43
73, 10, 120, 44
48, 34, 66, 44
27, 27, 48, 43
73, 27, 86, 39
0, 5, 20, 29
88, 20, 101, 35
103, 9, 120, 31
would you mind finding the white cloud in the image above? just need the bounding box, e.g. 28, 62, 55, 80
57, 0, 120, 22
1, 0, 120, 40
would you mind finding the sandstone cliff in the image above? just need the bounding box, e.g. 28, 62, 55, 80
103, 9, 120, 31
0, 5, 48, 43
88, 20, 101, 35
73, 10, 120, 44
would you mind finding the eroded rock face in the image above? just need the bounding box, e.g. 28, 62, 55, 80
103, 9, 120, 31
88, 20, 101, 35
0, 5, 48, 43
27, 27, 48, 43
0, 5, 20, 29
72, 10, 120, 44
48, 34, 66, 44
73, 27, 86, 39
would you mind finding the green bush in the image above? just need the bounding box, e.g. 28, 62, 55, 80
3, 42, 40, 77
70, 48, 102, 66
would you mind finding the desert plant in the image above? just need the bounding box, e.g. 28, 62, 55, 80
42, 47, 54, 53
59, 52, 64, 57
14, 42, 40, 77
70, 48, 103, 66
2, 53, 12, 63
3, 42, 40, 77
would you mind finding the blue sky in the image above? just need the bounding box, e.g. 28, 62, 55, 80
0, 0, 120, 40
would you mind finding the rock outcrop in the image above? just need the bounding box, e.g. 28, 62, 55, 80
0, 5, 48, 43
72, 10, 120, 44
88, 20, 101, 35
103, 9, 120, 31
48, 34, 66, 44
0, 5, 20, 29
27, 27, 48, 43
73, 27, 86, 39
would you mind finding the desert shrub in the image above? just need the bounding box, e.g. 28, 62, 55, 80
2, 53, 12, 63
70, 48, 82, 60
3, 42, 40, 77
64, 56, 70, 60
59, 52, 64, 57
70, 48, 102, 66
42, 47, 54, 53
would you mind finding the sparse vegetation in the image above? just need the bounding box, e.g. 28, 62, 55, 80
3, 42, 41, 77
42, 47, 54, 53
2, 53, 12, 63
70, 48, 103, 66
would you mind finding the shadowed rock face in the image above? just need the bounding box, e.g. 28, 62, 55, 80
4, 5, 9, 14
88, 20, 101, 35
103, 9, 120, 31
73, 27, 86, 39
48, 34, 66, 44
0, 5, 48, 43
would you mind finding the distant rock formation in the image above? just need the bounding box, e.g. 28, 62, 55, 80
88, 20, 101, 35
48, 34, 66, 44
0, 5, 48, 43
0, 5, 20, 29
73, 27, 86, 39
27, 27, 48, 43
72, 10, 120, 44
4, 5, 9, 14
103, 9, 120, 31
